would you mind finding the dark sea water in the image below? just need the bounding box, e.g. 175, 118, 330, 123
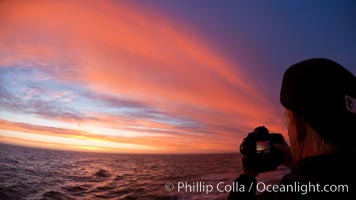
0, 143, 289, 200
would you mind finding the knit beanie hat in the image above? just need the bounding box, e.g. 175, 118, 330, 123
280, 58, 356, 149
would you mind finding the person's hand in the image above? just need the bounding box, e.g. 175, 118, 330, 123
240, 156, 259, 177
273, 141, 294, 168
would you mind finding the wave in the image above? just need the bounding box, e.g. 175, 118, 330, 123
93, 169, 111, 178
42, 190, 73, 200
114, 175, 123, 180
0, 187, 22, 200
62, 185, 88, 193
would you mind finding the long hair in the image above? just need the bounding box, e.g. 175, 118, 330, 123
285, 109, 338, 161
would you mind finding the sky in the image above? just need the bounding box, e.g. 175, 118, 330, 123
0, 0, 355, 153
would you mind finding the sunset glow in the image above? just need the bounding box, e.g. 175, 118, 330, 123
0, 0, 303, 153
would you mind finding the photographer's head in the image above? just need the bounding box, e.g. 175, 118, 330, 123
230, 59, 356, 199
280, 58, 356, 162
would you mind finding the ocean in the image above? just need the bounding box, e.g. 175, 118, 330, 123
0, 143, 289, 200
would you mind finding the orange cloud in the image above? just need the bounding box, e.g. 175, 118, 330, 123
0, 0, 286, 153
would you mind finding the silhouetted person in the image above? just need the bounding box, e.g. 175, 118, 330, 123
228, 58, 356, 200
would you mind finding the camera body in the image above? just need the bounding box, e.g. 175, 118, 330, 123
240, 126, 284, 173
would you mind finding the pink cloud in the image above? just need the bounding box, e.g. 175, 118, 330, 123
0, 0, 286, 152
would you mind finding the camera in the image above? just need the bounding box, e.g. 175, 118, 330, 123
240, 126, 284, 173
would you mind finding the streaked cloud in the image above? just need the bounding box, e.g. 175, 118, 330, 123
0, 0, 285, 153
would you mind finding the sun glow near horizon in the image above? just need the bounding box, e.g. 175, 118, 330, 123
0, 0, 286, 153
